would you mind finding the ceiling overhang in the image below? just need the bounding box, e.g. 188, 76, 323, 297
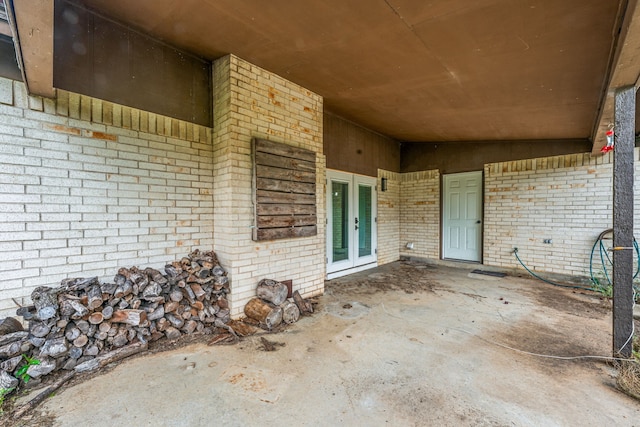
7, 0, 640, 148
7, 0, 54, 97
592, 0, 640, 153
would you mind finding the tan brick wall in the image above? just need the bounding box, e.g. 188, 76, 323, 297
399, 170, 440, 259
484, 152, 617, 276
377, 169, 400, 265
212, 55, 325, 317
0, 78, 213, 317
379, 150, 636, 281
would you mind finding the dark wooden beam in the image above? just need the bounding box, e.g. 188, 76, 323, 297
613, 84, 636, 358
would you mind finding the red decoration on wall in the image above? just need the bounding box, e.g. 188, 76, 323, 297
601, 128, 614, 153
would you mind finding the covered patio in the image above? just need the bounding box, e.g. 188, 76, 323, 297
20, 262, 638, 426
3, 2, 640, 421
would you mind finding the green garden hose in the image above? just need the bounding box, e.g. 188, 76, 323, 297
588, 228, 640, 286
513, 248, 594, 291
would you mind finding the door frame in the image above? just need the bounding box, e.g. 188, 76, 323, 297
353, 174, 378, 267
326, 170, 378, 279
441, 171, 483, 262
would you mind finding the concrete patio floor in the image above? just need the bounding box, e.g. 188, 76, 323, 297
15, 260, 640, 426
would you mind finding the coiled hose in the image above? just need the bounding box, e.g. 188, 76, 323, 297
589, 228, 640, 287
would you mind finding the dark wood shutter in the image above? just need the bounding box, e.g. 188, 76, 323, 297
252, 138, 317, 241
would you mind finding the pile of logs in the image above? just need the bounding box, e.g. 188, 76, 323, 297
0, 249, 230, 392
244, 279, 313, 330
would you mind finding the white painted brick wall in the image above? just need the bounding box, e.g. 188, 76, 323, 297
212, 55, 325, 318
0, 78, 214, 317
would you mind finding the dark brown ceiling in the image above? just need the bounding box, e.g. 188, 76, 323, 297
74, 0, 622, 143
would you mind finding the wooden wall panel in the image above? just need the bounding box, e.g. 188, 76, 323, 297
53, 0, 211, 126
324, 111, 401, 175
252, 138, 317, 241
401, 139, 594, 174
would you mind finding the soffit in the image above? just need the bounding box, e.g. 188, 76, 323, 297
18, 0, 632, 144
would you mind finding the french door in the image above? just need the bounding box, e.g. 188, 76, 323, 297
326, 171, 377, 278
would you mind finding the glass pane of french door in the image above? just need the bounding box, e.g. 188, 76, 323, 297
358, 184, 372, 258
332, 181, 350, 262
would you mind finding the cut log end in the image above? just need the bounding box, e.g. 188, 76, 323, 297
281, 301, 300, 324
244, 298, 283, 330
0, 317, 24, 336
256, 279, 289, 305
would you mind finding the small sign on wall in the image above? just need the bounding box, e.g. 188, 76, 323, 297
252, 138, 317, 241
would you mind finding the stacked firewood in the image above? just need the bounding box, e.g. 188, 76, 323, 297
244, 279, 313, 330
0, 249, 229, 388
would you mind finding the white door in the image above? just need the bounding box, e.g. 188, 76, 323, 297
326, 171, 377, 278
443, 171, 482, 262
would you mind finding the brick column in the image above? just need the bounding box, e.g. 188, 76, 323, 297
212, 55, 325, 317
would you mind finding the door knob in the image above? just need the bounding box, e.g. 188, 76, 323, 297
476, 220, 481, 224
